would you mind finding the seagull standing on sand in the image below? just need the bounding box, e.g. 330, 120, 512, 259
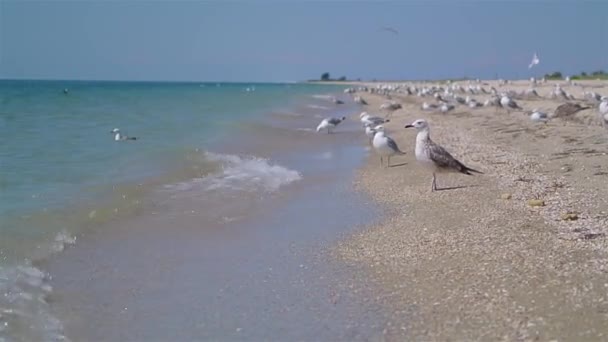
372, 128, 406, 167
500, 95, 523, 113
599, 96, 608, 128
316, 116, 346, 133
360, 112, 390, 126
111, 128, 137, 141
365, 123, 383, 144
530, 109, 549, 123
405, 119, 482, 191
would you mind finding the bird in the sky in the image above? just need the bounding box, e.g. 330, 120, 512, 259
380, 27, 399, 35
528, 53, 540, 69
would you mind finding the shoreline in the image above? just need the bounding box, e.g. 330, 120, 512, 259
336, 82, 608, 339
40, 88, 395, 341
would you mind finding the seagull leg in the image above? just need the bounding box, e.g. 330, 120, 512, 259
431, 173, 437, 192
380, 156, 383, 167
387, 156, 391, 167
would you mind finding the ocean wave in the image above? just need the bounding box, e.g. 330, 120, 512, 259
165, 152, 302, 194
306, 104, 330, 110
311, 94, 334, 100
0, 230, 76, 341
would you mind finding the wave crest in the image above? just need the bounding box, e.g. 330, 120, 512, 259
165, 152, 302, 194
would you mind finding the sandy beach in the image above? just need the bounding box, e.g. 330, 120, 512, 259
336, 80, 608, 340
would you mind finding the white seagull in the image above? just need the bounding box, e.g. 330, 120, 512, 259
405, 119, 482, 191
530, 109, 549, 123
372, 128, 406, 167
111, 128, 137, 141
500, 95, 523, 112
528, 52, 540, 69
360, 112, 390, 126
422, 102, 438, 111
316, 116, 346, 133
599, 96, 608, 128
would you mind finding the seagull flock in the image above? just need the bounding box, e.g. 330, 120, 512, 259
316, 78, 607, 191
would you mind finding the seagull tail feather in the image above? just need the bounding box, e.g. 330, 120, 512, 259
463, 166, 483, 175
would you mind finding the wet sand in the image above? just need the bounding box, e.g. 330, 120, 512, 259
337, 80, 608, 340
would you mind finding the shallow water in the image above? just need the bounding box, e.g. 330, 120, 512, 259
2, 80, 378, 341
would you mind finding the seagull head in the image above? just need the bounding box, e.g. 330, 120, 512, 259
405, 119, 428, 131
111, 128, 120, 133
359, 111, 369, 118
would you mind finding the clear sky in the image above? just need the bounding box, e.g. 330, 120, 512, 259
1, 1, 606, 82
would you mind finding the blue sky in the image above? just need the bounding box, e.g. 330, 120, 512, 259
1, 1, 606, 82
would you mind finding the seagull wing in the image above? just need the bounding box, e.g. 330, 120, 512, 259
528, 53, 540, 69
386, 136, 405, 154
380, 27, 399, 35
428, 140, 481, 175
327, 117, 343, 125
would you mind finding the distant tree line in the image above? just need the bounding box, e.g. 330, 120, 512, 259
318, 72, 347, 82
544, 70, 607, 80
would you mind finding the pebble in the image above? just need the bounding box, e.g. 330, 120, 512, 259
560, 212, 579, 221
528, 199, 545, 207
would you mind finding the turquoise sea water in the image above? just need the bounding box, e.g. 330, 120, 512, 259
0, 80, 349, 341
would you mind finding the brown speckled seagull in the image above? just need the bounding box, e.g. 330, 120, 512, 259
405, 119, 482, 191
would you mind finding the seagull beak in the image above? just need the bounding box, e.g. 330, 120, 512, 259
404, 124, 414, 128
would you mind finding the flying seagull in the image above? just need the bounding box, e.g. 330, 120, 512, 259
405, 119, 482, 191
528, 52, 540, 69
380, 27, 399, 35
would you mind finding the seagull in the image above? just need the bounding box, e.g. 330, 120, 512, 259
599, 96, 608, 128
360, 112, 390, 126
111, 128, 137, 141
380, 27, 399, 35
316, 116, 346, 133
468, 100, 482, 108
365, 123, 383, 144
553, 103, 590, 119
530, 109, 549, 123
440, 103, 455, 113
422, 102, 438, 111
372, 128, 406, 167
405, 119, 482, 191
354, 95, 368, 105
528, 52, 540, 69
500, 95, 523, 112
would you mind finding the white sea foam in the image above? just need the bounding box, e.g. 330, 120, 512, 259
165, 152, 302, 194
0, 230, 76, 341
51, 230, 77, 253
311, 94, 334, 100
306, 104, 330, 110
0, 261, 68, 342
203, 152, 302, 192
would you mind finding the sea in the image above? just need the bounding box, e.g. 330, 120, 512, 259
0, 80, 386, 341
